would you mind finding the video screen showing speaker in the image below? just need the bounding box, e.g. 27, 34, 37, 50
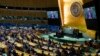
84, 6, 97, 19
83, 1, 98, 30
47, 11, 59, 19
47, 8, 61, 26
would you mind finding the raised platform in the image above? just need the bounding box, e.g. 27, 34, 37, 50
40, 33, 92, 43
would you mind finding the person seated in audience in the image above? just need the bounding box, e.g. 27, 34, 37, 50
64, 47, 70, 55
97, 49, 100, 55
29, 54, 31, 56
88, 40, 94, 47
21, 53, 24, 56
60, 49, 66, 56
23, 39, 29, 52
1, 49, 7, 56
33, 53, 38, 56
30, 34, 35, 42
29, 45, 34, 54
69, 45, 77, 56
47, 38, 51, 49
55, 48, 61, 56
0, 34, 4, 42
41, 50, 46, 56
7, 43, 14, 56
76, 47, 83, 56
12, 49, 18, 56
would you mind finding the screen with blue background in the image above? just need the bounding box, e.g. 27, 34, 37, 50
47, 11, 58, 19
84, 6, 96, 19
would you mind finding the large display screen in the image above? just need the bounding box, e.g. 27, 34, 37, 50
84, 6, 97, 19
47, 11, 59, 19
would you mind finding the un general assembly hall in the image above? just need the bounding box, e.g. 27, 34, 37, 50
0, 0, 100, 56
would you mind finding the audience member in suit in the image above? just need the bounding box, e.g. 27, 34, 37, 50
21, 53, 24, 56
97, 49, 100, 54
48, 38, 51, 48
76, 47, 83, 56
12, 49, 18, 56
1, 49, 7, 56
55, 49, 61, 56
0, 35, 3, 42
69, 46, 76, 56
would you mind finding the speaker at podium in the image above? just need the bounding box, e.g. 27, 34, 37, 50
54, 29, 64, 38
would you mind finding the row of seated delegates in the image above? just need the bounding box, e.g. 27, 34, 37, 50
34, 27, 49, 34
0, 16, 46, 20
0, 27, 97, 42
84, 40, 100, 56
51, 44, 89, 56
85, 39, 100, 49
0, 48, 18, 56
0, 42, 97, 56
58, 44, 100, 56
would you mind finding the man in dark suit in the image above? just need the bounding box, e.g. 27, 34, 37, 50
73, 29, 79, 38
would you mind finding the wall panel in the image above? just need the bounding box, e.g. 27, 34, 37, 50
0, 8, 47, 18
0, 0, 58, 8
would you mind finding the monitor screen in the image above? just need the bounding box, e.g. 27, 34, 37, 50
84, 6, 96, 19
47, 11, 58, 19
